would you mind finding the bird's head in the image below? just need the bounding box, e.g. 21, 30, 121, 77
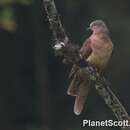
88, 20, 109, 34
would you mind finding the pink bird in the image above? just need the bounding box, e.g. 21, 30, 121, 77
67, 20, 114, 115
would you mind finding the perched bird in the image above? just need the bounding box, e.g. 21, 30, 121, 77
67, 20, 114, 115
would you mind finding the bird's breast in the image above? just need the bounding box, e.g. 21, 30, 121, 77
87, 37, 113, 70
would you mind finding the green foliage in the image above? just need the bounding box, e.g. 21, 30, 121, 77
0, 0, 33, 5
1, 7, 13, 20
0, 0, 33, 32
0, 7, 16, 32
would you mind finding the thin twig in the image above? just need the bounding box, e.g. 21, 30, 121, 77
43, 0, 130, 129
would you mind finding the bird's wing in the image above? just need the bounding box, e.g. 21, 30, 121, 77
69, 38, 92, 79
80, 38, 92, 58
67, 38, 92, 96
68, 64, 79, 79
67, 69, 81, 96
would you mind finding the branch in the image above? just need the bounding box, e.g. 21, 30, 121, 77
43, 0, 130, 129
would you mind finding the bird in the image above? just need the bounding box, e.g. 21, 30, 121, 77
67, 20, 114, 115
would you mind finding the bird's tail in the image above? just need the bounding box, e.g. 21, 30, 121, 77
74, 95, 86, 115
73, 79, 90, 115
67, 68, 91, 115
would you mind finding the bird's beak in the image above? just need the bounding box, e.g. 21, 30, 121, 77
87, 27, 91, 30
86, 27, 93, 37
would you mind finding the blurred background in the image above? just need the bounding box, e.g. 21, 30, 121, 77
0, 0, 130, 130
